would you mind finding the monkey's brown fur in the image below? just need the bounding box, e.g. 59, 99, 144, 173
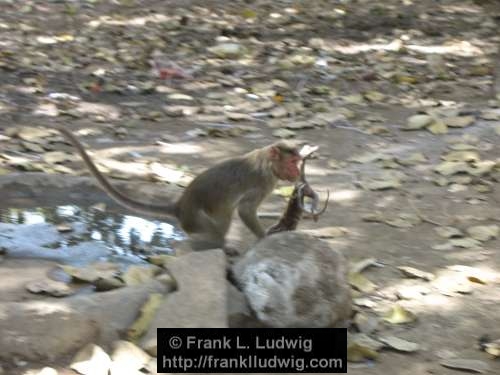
51, 126, 302, 250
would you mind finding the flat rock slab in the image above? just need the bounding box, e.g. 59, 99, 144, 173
0, 300, 98, 362
68, 281, 168, 346
141, 249, 228, 356
0, 280, 167, 363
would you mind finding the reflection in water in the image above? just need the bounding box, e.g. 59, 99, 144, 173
0, 205, 184, 260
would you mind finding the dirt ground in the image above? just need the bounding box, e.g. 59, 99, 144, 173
1, 0, 500, 374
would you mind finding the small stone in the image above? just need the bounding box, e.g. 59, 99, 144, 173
71, 344, 112, 375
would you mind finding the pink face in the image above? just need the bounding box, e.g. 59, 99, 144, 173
270, 147, 302, 182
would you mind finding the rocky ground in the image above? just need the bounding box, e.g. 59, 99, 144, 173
1, 0, 500, 374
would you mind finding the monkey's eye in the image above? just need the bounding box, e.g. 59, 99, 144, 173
281, 148, 300, 157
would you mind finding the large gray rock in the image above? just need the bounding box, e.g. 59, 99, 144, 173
0, 300, 98, 362
233, 232, 351, 328
141, 249, 228, 355
227, 282, 263, 328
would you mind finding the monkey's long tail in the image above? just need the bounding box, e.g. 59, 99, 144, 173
52, 126, 178, 220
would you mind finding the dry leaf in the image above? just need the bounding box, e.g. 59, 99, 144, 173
444, 116, 475, 128
350, 258, 379, 274
26, 279, 75, 297
382, 304, 417, 324
405, 114, 433, 130
304, 227, 348, 239
273, 185, 295, 198
347, 342, 379, 362
60, 262, 120, 283
440, 359, 490, 373
466, 225, 499, 242
379, 336, 420, 352
427, 120, 448, 135
122, 265, 160, 286
398, 266, 435, 281
349, 272, 377, 293
435, 226, 464, 239
127, 293, 163, 342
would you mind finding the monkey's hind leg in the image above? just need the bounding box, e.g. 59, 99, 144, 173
183, 210, 230, 251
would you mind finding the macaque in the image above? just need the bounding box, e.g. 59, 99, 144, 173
266, 145, 329, 235
51, 126, 302, 250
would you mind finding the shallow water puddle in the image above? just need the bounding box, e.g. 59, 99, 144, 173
0, 205, 184, 265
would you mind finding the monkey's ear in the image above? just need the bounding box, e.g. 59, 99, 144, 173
269, 146, 281, 160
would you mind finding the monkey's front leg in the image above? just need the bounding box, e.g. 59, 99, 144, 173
237, 197, 266, 239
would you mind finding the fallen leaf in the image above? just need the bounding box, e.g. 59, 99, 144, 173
435, 226, 464, 239
43, 151, 75, 164
449, 143, 477, 151
396, 153, 427, 166
208, 43, 246, 59
71, 344, 111, 375
286, 121, 316, 130
304, 226, 348, 239
364, 91, 385, 102
466, 225, 499, 242
350, 333, 384, 351
448, 265, 494, 285
405, 114, 433, 130
122, 265, 160, 286
433, 275, 473, 295
353, 313, 379, 334
147, 254, 176, 267
449, 237, 483, 248
480, 109, 500, 121
398, 266, 434, 281
127, 293, 163, 342
482, 339, 500, 357
349, 152, 390, 164
269, 106, 288, 118
273, 185, 295, 198
344, 94, 364, 105
385, 213, 421, 228
347, 342, 379, 362
94, 277, 125, 292
440, 359, 490, 373
272, 128, 296, 139
444, 116, 475, 128
363, 178, 402, 191
349, 272, 377, 293
379, 336, 420, 352
60, 262, 120, 283
468, 160, 496, 176
434, 161, 470, 176
382, 304, 417, 324
56, 224, 73, 233
26, 279, 75, 297
350, 258, 379, 274
150, 162, 184, 184
396, 285, 430, 300
427, 119, 448, 135
443, 151, 480, 163
362, 212, 385, 223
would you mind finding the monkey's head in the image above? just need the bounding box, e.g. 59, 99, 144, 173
269, 141, 302, 182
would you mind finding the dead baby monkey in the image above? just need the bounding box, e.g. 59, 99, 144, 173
52, 126, 303, 250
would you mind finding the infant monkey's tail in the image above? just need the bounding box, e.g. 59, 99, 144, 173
52, 125, 177, 220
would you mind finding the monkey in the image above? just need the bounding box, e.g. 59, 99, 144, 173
49, 126, 303, 250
